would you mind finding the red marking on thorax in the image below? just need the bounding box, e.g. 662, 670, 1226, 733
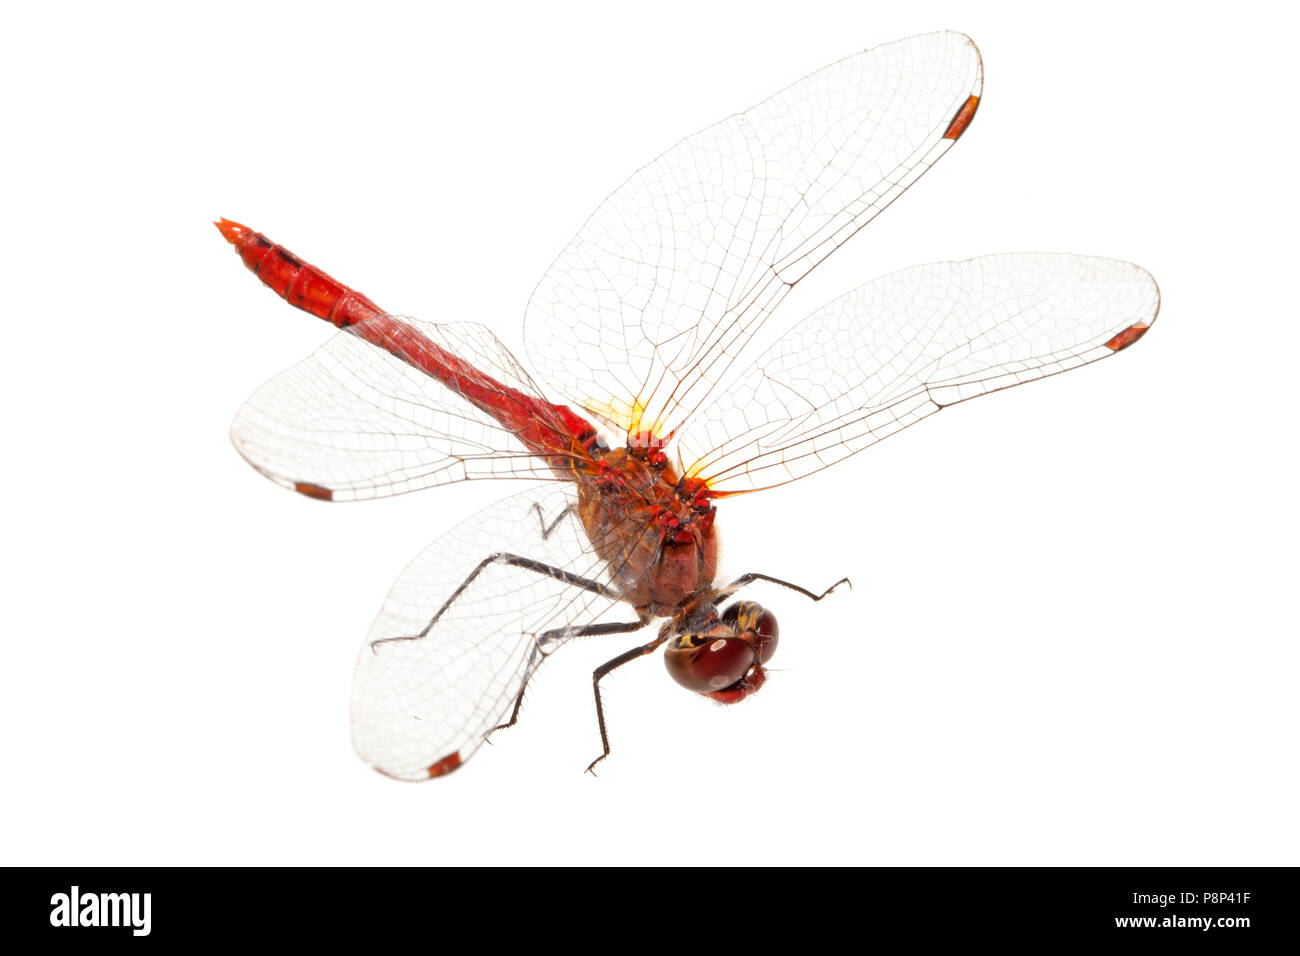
216, 219, 599, 474
577, 448, 719, 615
1105, 323, 1150, 352
943, 95, 980, 140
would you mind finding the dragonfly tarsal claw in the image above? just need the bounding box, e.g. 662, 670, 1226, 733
819, 576, 852, 599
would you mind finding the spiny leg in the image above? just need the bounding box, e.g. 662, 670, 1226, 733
370, 552, 619, 651
585, 628, 665, 776
718, 572, 851, 604
487, 646, 541, 741
489, 616, 651, 739
528, 501, 579, 540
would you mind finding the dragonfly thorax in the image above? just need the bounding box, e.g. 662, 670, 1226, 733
577, 446, 718, 616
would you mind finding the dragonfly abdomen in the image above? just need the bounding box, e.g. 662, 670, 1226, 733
217, 218, 601, 477
215, 218, 383, 329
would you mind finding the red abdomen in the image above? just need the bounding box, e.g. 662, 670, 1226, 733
216, 218, 601, 473
215, 218, 383, 329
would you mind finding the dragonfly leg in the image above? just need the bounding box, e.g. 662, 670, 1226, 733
486, 644, 543, 741
489, 616, 651, 740
527, 501, 579, 540
718, 572, 852, 603
369, 552, 619, 652
585, 626, 665, 776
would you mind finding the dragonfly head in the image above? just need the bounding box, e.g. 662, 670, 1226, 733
663, 601, 779, 703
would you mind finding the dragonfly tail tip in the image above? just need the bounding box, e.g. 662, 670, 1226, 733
213, 217, 249, 245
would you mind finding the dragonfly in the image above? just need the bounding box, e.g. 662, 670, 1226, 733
220, 31, 1159, 780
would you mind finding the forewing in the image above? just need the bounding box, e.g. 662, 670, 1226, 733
677, 254, 1160, 494
231, 318, 568, 501
524, 31, 983, 440
350, 485, 638, 780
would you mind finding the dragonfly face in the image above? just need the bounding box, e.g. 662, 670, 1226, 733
664, 600, 780, 703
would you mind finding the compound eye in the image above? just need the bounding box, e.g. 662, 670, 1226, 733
664, 635, 756, 694
752, 609, 779, 665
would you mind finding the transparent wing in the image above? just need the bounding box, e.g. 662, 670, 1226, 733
676, 254, 1161, 494
524, 30, 983, 440
231, 318, 573, 501
351, 484, 640, 780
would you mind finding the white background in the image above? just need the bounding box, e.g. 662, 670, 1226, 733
4, 0, 1296, 866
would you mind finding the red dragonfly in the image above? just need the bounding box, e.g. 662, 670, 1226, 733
220, 31, 1158, 779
